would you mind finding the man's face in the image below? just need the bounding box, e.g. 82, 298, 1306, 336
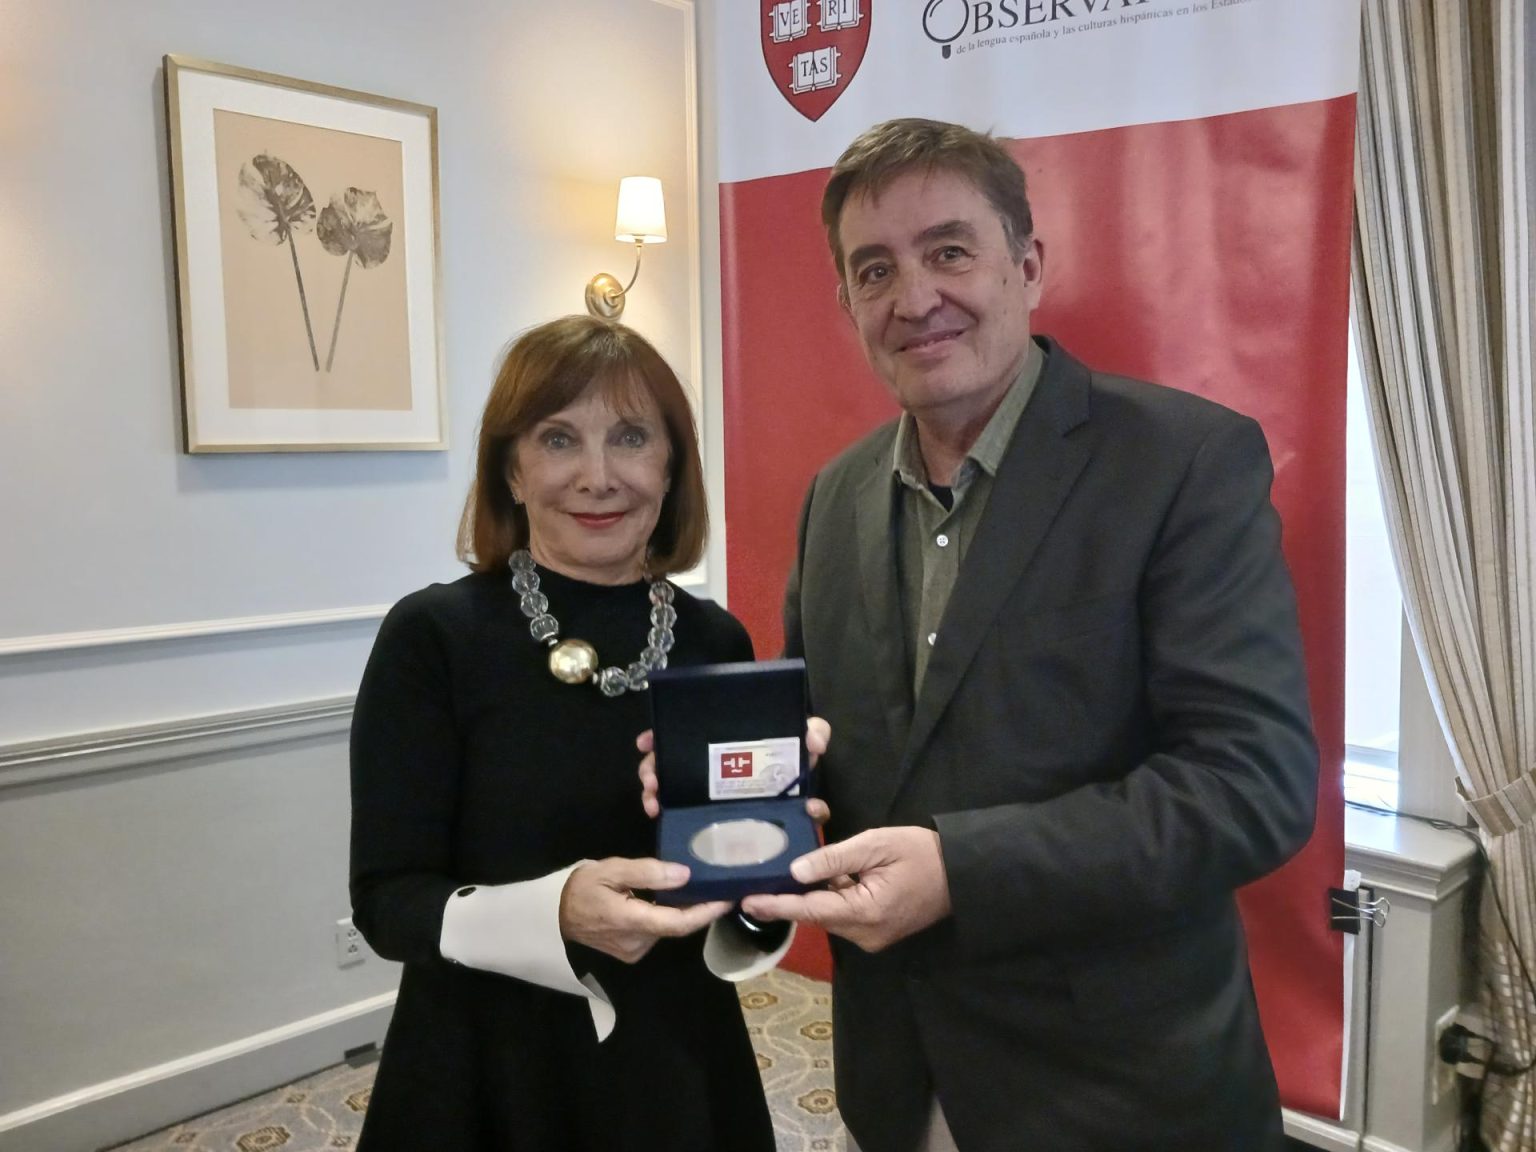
838, 168, 1043, 427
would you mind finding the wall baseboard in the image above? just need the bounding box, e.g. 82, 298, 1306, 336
0, 992, 395, 1152
0, 696, 355, 793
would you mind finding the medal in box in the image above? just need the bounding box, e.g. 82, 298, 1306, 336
648, 658, 818, 905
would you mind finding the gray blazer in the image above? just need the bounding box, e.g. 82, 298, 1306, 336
783, 339, 1318, 1152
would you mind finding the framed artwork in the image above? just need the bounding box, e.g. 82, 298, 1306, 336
164, 55, 445, 452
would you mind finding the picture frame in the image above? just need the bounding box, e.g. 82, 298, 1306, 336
164, 55, 446, 453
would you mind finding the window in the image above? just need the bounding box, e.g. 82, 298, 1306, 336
1344, 321, 1403, 810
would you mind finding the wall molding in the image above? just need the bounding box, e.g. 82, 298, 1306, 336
0, 992, 395, 1152
0, 605, 390, 660
1282, 1108, 1361, 1152
1344, 807, 1470, 1152
649, 0, 716, 600
0, 696, 355, 793
1345, 806, 1480, 904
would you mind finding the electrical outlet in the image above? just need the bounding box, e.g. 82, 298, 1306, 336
1431, 1004, 1459, 1104
1452, 1008, 1492, 1081
335, 917, 365, 968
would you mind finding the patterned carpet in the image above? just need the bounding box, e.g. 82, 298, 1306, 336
108, 968, 847, 1152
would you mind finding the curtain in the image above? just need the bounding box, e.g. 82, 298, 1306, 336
1353, 1, 1536, 1146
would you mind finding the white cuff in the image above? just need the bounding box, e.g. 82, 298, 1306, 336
439, 865, 616, 1041
702, 917, 797, 982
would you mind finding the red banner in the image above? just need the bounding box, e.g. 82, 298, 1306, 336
715, 0, 1359, 1118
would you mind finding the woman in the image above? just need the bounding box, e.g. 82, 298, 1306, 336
349, 315, 773, 1151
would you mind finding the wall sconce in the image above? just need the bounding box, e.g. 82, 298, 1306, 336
585, 176, 667, 319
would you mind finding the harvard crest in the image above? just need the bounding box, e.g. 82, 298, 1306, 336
761, 0, 871, 122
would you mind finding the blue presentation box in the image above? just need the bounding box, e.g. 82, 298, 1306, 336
649, 659, 818, 905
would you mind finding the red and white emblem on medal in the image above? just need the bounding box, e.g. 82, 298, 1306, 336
720, 751, 755, 779
761, 0, 871, 122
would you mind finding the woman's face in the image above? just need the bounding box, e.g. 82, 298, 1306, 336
511, 382, 671, 585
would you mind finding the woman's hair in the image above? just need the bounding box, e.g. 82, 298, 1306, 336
456, 315, 707, 577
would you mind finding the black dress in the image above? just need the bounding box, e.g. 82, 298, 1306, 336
349, 566, 772, 1152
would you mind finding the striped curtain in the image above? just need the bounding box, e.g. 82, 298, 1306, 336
1352, 1, 1536, 1147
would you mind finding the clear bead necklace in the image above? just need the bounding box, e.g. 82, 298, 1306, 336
509, 549, 676, 696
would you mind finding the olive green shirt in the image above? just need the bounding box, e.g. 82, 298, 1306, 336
894, 340, 1044, 696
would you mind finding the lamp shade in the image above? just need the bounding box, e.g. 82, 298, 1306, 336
614, 176, 667, 244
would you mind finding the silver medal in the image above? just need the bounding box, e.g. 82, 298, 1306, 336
688, 819, 790, 867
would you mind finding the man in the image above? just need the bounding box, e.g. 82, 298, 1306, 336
739, 119, 1319, 1151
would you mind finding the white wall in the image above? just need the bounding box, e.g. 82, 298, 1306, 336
0, 2, 703, 1146
0, 0, 706, 744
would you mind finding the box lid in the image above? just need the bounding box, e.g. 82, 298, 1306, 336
648, 658, 808, 809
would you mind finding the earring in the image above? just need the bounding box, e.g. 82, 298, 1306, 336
511, 491, 523, 506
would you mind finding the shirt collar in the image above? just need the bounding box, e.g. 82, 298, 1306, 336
891, 338, 1045, 490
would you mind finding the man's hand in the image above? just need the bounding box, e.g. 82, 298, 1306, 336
739, 826, 953, 952
637, 717, 832, 825
558, 858, 731, 964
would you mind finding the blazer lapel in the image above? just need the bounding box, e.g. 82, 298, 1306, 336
853, 450, 915, 774
894, 344, 1094, 800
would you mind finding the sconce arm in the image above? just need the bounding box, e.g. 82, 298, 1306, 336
621, 240, 645, 293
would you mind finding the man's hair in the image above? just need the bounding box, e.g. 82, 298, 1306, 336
820, 118, 1034, 281
456, 314, 707, 577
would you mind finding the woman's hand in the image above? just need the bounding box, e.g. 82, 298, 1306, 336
636, 717, 832, 825
558, 857, 731, 964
